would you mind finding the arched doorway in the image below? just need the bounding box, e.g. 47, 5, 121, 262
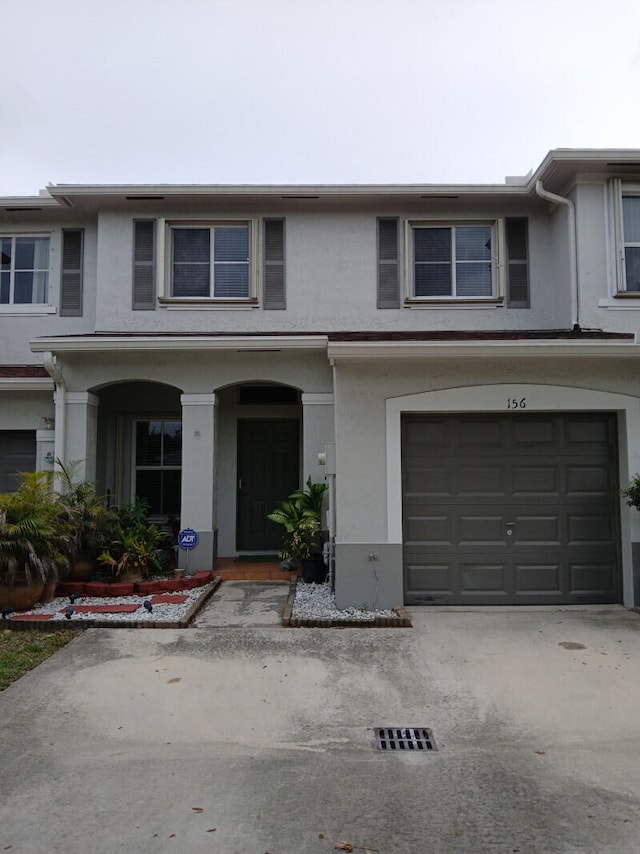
215, 381, 302, 555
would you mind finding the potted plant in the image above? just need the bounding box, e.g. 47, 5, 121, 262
0, 471, 72, 610
98, 500, 169, 580
267, 477, 327, 582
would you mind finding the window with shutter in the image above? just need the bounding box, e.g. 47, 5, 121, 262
377, 218, 400, 308
60, 229, 84, 316
165, 221, 256, 302
133, 220, 156, 310
263, 219, 285, 309
506, 218, 530, 308
410, 223, 494, 299
0, 235, 50, 306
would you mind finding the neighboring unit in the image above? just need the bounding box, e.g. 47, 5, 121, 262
2, 149, 640, 609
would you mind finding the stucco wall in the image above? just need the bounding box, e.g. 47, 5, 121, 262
0, 390, 53, 429
91, 206, 562, 334
333, 357, 640, 542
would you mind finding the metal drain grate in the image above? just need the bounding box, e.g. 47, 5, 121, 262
374, 727, 437, 751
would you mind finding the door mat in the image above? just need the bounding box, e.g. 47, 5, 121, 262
234, 554, 279, 563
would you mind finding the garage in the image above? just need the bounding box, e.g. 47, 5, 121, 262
402, 413, 621, 605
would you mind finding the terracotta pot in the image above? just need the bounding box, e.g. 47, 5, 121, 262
0, 578, 46, 611
69, 557, 95, 582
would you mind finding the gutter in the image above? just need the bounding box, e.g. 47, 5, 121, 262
41, 351, 65, 473
535, 180, 579, 329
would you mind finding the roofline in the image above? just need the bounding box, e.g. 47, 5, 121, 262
28, 332, 640, 358
0, 148, 638, 207
0, 377, 54, 391
531, 148, 640, 186
327, 339, 640, 360
30, 335, 329, 354
42, 182, 531, 200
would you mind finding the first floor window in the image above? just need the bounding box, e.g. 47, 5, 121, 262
412, 224, 493, 298
0, 235, 49, 304
134, 420, 182, 516
622, 196, 640, 292
171, 224, 250, 299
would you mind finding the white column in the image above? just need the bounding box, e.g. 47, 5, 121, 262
64, 392, 99, 482
179, 393, 217, 571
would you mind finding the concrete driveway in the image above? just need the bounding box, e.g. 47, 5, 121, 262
1, 600, 640, 853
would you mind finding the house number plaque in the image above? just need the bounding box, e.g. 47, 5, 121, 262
506, 397, 527, 409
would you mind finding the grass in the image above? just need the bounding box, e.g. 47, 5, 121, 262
0, 628, 79, 691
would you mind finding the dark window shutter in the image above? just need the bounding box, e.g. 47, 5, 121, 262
263, 219, 285, 309
377, 218, 400, 308
60, 229, 84, 316
133, 220, 156, 310
506, 218, 529, 308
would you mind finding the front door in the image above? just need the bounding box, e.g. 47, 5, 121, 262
236, 419, 299, 551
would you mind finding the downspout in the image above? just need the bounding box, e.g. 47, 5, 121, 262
41, 351, 65, 484
535, 180, 579, 329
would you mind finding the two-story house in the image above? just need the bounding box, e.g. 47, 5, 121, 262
2, 149, 640, 610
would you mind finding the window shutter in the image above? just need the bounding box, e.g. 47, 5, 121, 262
60, 229, 84, 316
133, 220, 156, 310
377, 218, 400, 308
506, 218, 529, 308
263, 219, 285, 309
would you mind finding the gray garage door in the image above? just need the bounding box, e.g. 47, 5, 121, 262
0, 431, 36, 492
402, 413, 620, 605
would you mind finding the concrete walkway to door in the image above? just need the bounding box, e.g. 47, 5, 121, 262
1, 603, 640, 853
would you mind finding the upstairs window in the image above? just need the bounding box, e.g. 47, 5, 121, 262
621, 195, 640, 292
0, 235, 49, 305
410, 224, 495, 299
170, 223, 252, 300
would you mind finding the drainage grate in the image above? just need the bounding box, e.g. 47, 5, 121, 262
374, 727, 437, 751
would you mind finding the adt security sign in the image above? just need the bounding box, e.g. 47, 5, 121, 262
178, 528, 198, 550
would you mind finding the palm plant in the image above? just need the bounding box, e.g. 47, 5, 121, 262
0, 471, 71, 586
56, 460, 118, 564
267, 477, 327, 566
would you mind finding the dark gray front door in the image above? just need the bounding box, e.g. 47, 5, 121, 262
402, 413, 620, 605
236, 419, 299, 552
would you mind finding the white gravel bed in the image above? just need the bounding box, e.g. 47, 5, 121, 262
10, 588, 206, 623
292, 582, 396, 621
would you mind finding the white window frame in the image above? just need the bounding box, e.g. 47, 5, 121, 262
0, 233, 52, 311
612, 179, 640, 295
405, 219, 505, 303
158, 219, 258, 303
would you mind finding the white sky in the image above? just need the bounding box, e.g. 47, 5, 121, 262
1, 0, 640, 195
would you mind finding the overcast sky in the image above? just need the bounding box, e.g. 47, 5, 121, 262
2, 0, 640, 195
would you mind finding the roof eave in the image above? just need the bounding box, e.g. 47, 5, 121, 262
328, 339, 640, 361
30, 334, 329, 354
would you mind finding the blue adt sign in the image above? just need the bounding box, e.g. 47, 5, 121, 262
178, 528, 199, 550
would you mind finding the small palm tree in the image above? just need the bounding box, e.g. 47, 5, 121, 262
267, 477, 327, 566
0, 471, 71, 586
